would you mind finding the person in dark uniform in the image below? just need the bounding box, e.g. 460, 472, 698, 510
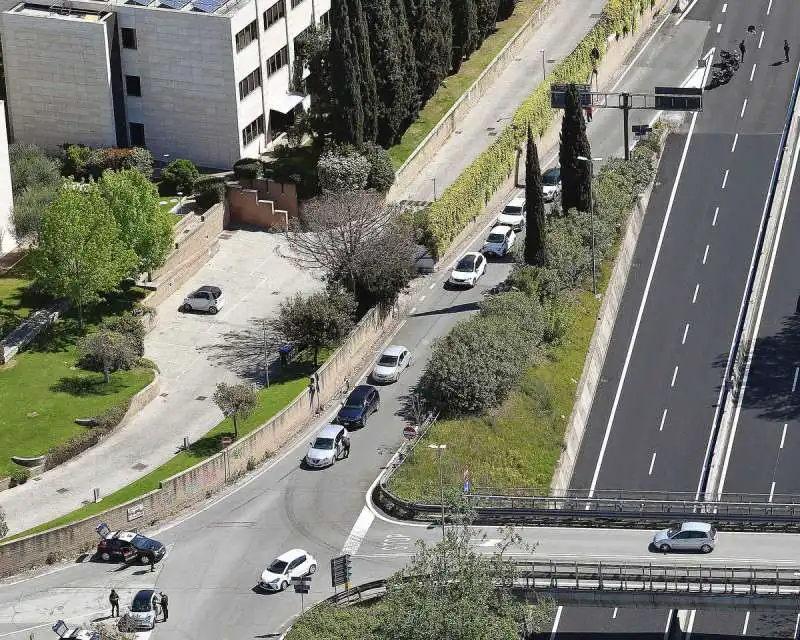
109, 589, 120, 618
159, 592, 169, 621
739, 39, 746, 60
785, 40, 791, 63
342, 431, 351, 459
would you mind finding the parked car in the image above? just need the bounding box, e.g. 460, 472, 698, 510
496, 196, 526, 231
305, 423, 349, 468
127, 590, 160, 630
542, 167, 562, 202
336, 384, 380, 427
259, 549, 318, 591
652, 522, 717, 553
482, 225, 516, 257
448, 252, 486, 288
96, 530, 166, 564
50, 621, 100, 640
181, 285, 224, 314
371, 345, 412, 383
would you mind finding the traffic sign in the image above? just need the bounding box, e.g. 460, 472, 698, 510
331, 554, 352, 587
290, 576, 311, 586
653, 86, 702, 111
402, 425, 418, 439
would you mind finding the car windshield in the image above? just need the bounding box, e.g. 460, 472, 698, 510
267, 559, 288, 573
132, 535, 159, 551
543, 170, 560, 186
666, 525, 681, 537
131, 595, 153, 613
344, 397, 365, 409
503, 205, 522, 215
456, 257, 475, 271
487, 233, 505, 243
378, 354, 399, 366
312, 437, 335, 450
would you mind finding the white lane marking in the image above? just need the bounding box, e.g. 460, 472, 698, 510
713, 206, 719, 226
722, 2, 727, 12
659, 408, 668, 432
648, 452, 657, 475
410, 306, 417, 314
750, 63, 757, 82
419, 295, 426, 302
479, 538, 502, 547
716, 75, 800, 497
0, 610, 108, 638
671, 366, 679, 387
676, 0, 700, 24
586, 110, 701, 498
793, 366, 800, 392
686, 609, 697, 638
767, 0, 772, 14
731, 133, 738, 153
342, 506, 375, 555
550, 606, 563, 640
722, 169, 730, 188
716, 22, 722, 34
741, 99, 748, 119
742, 611, 750, 635
682, 323, 690, 344
759, 31, 765, 49
794, 613, 800, 640
429, 281, 437, 289
612, 607, 618, 619
769, 482, 776, 503
702, 244, 710, 264
692, 283, 700, 303
610, 7, 674, 91
780, 423, 787, 449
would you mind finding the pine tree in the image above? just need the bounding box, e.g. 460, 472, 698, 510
349, 0, 379, 143
559, 83, 592, 213
524, 126, 546, 266
475, 0, 499, 44
414, 0, 450, 102
391, 0, 420, 128
451, 0, 479, 70
329, 0, 365, 145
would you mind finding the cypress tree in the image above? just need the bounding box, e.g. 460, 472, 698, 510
329, 0, 364, 145
451, 0, 479, 70
348, 0, 379, 143
524, 126, 546, 266
437, 0, 453, 77
414, 0, 450, 102
475, 0, 499, 44
292, 25, 334, 148
391, 0, 420, 128
559, 83, 592, 213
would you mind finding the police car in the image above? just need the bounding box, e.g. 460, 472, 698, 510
95, 523, 166, 565
52, 619, 100, 640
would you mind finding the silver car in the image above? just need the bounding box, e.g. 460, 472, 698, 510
652, 522, 716, 553
371, 345, 412, 383
181, 285, 224, 314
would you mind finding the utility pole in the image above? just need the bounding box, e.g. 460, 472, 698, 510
261, 320, 270, 388
621, 92, 631, 160
429, 444, 447, 540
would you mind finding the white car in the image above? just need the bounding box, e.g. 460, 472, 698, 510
127, 589, 159, 630
259, 549, 318, 591
448, 251, 486, 288
181, 285, 224, 314
652, 522, 716, 553
305, 423, 348, 468
371, 345, 412, 383
542, 167, 561, 202
496, 196, 526, 231
482, 225, 515, 257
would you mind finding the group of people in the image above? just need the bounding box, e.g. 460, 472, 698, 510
738, 38, 791, 63
109, 589, 169, 622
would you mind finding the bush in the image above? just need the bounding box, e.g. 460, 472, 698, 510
162, 158, 199, 194
0, 308, 21, 338
102, 313, 146, 356
9, 468, 30, 487
94, 400, 132, 430
0, 506, 7, 538
64, 146, 154, 180
362, 142, 395, 192
317, 147, 371, 193
193, 175, 226, 209
233, 159, 262, 181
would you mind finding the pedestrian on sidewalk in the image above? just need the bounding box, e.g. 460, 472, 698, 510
109, 589, 119, 618
785, 39, 791, 63
585, 104, 593, 122
159, 592, 169, 621
150, 557, 155, 572
739, 39, 746, 60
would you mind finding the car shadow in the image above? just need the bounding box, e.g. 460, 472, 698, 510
647, 543, 712, 554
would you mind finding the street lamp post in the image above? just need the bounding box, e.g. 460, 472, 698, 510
577, 156, 602, 296
540, 48, 546, 80
429, 444, 447, 540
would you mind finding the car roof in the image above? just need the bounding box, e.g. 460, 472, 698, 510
488, 225, 511, 234
459, 251, 482, 261
505, 196, 525, 208
134, 589, 156, 601
276, 548, 307, 562
383, 345, 407, 356
347, 384, 376, 401
111, 531, 137, 542
680, 521, 713, 532
316, 423, 344, 438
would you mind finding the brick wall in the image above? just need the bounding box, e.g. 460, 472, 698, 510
227, 179, 299, 230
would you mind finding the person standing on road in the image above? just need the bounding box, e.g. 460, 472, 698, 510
109, 589, 120, 618
159, 592, 169, 622
585, 104, 593, 122
785, 39, 791, 63
342, 431, 351, 459
739, 39, 746, 60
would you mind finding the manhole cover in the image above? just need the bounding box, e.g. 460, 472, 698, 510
547, 59, 557, 64
132, 463, 148, 471
56, 487, 69, 494
486, 127, 496, 132
272, 290, 280, 295
488, 131, 498, 136
219, 233, 233, 239
160, 392, 169, 397
455, 130, 463, 135
27, 411, 39, 418
196, 395, 207, 401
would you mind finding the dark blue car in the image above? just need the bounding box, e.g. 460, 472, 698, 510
336, 385, 380, 427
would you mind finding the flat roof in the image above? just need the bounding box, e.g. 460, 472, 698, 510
9, 2, 111, 21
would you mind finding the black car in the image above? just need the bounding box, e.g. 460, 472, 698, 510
336, 385, 380, 427
96, 530, 166, 564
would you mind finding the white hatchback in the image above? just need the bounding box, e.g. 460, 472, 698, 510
259, 549, 318, 591
449, 251, 487, 287
482, 225, 516, 257
496, 196, 526, 231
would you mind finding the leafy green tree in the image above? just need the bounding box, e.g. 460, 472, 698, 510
559, 83, 592, 213
524, 127, 546, 266
97, 169, 175, 278
270, 291, 356, 366
78, 328, 139, 383
451, 0, 479, 70
317, 147, 371, 192
362, 141, 396, 191
162, 158, 199, 194
11, 184, 57, 245
349, 0, 379, 143
102, 313, 146, 356
8, 142, 61, 194
329, 0, 365, 145
292, 25, 335, 148
31, 182, 137, 331
213, 382, 258, 440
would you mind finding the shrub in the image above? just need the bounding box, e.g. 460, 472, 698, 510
102, 313, 146, 356
61, 144, 93, 179
233, 159, 262, 181
9, 468, 30, 487
361, 142, 395, 192
162, 158, 199, 193
317, 147, 370, 193
194, 175, 226, 209
94, 401, 132, 430
0, 308, 21, 338
0, 506, 8, 538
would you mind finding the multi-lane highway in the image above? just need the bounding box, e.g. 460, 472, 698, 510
564, 0, 800, 637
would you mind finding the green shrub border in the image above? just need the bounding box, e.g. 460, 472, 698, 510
424, 0, 657, 256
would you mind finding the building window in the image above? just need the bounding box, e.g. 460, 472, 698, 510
238, 67, 262, 100
266, 46, 289, 76
319, 10, 329, 28
242, 114, 265, 146
235, 20, 258, 52
125, 75, 141, 97
129, 122, 146, 147
263, 0, 284, 30
121, 27, 137, 49
290, 0, 304, 8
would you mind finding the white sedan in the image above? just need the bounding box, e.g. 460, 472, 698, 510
259, 549, 318, 591
448, 251, 486, 288
482, 225, 516, 257
371, 345, 412, 383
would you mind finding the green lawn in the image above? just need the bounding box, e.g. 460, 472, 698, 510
388, 0, 544, 167
0, 258, 46, 320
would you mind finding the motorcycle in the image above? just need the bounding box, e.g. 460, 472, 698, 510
719, 49, 741, 71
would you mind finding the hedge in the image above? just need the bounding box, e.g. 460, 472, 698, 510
423, 0, 657, 256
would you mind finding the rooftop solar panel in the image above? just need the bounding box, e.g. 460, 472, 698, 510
192, 0, 224, 12
129, 0, 155, 6
159, 0, 190, 8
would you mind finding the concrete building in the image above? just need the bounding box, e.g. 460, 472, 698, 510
0, 0, 328, 169
0, 101, 13, 255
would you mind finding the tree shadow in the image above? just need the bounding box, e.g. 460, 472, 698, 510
27, 318, 82, 353
410, 301, 481, 318
50, 375, 125, 396
185, 430, 235, 459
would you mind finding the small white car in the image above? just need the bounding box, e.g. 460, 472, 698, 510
305, 423, 348, 468
542, 167, 562, 202
259, 549, 318, 591
448, 251, 486, 288
652, 522, 717, 553
496, 196, 526, 231
482, 225, 516, 257
181, 285, 224, 314
371, 345, 412, 383
127, 589, 159, 630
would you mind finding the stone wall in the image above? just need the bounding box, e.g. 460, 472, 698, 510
227, 179, 298, 230
0, 302, 68, 364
